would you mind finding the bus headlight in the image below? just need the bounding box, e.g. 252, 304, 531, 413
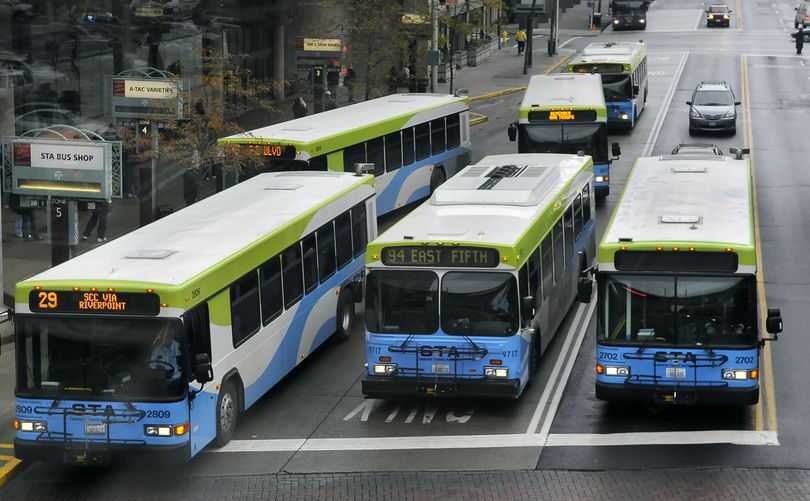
484, 367, 509, 377
620, 113, 629, 120
604, 366, 630, 376
145, 425, 173, 437
373, 363, 398, 375
721, 369, 749, 380
640, 19, 645, 23
595, 176, 605, 182
18, 420, 47, 432
613, 19, 619, 24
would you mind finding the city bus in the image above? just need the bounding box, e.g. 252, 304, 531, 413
362, 153, 596, 399
14, 171, 376, 463
589, 148, 783, 405
566, 41, 648, 130
219, 93, 471, 216
610, 1, 650, 31
508, 74, 620, 199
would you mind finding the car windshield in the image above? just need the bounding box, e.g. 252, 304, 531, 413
601, 74, 632, 101
598, 274, 758, 347
519, 123, 608, 163
366, 270, 519, 337
708, 5, 729, 13
693, 90, 733, 106
16, 316, 186, 401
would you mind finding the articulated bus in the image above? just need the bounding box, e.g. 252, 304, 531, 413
14, 171, 376, 463
566, 41, 648, 130
589, 148, 783, 406
219, 93, 471, 216
508, 74, 620, 199
362, 154, 596, 399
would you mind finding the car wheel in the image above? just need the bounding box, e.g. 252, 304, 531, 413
688, 128, 696, 137
729, 126, 736, 136
212, 380, 238, 448
333, 287, 355, 342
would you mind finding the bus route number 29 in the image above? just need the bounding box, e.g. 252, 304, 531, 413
37, 291, 58, 309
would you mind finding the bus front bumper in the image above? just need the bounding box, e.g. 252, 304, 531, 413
14, 438, 191, 464
595, 381, 759, 406
362, 375, 522, 399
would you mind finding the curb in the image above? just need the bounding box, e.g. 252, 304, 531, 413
544, 52, 576, 75
0, 444, 22, 489
469, 112, 488, 126
469, 87, 526, 102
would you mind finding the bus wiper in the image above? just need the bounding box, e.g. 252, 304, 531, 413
462, 335, 484, 355
635, 331, 659, 354
400, 334, 414, 349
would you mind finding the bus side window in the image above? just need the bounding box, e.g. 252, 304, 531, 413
282, 243, 304, 308
582, 183, 592, 224
184, 303, 211, 381
553, 218, 565, 283
231, 271, 261, 347
564, 205, 574, 261
316, 222, 337, 281
259, 255, 283, 325
529, 248, 541, 300
302, 234, 318, 293
343, 143, 366, 172
446, 113, 460, 148
384, 131, 402, 172
415, 122, 430, 161
310, 155, 328, 171
351, 201, 368, 257
573, 194, 583, 238
335, 211, 353, 269
541, 233, 553, 299
367, 137, 385, 177
431, 117, 446, 155
402, 127, 415, 165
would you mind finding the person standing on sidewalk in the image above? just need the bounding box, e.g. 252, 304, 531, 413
82, 200, 110, 243
10, 194, 43, 240
344, 66, 357, 102
292, 96, 308, 118
516, 28, 527, 55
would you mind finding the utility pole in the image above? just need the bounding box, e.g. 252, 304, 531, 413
523, 0, 538, 74
431, 0, 439, 92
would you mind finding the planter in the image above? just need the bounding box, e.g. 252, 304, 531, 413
466, 39, 498, 66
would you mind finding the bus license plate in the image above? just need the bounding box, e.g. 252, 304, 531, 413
665, 367, 687, 379
84, 423, 107, 435
432, 364, 450, 374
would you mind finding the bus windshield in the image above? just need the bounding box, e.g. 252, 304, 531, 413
16, 316, 186, 401
519, 123, 608, 163
366, 270, 519, 337
601, 74, 633, 101
599, 274, 757, 347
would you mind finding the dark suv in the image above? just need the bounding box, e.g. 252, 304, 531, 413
687, 81, 740, 136
706, 4, 731, 27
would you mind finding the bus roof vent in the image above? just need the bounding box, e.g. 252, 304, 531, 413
461, 165, 489, 177
670, 166, 709, 173
478, 164, 526, 190
264, 182, 303, 191
660, 215, 702, 225
521, 166, 547, 177
125, 249, 177, 260
431, 162, 560, 206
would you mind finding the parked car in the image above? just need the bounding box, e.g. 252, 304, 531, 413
686, 81, 740, 136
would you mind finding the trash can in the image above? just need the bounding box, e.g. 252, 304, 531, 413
592, 13, 602, 28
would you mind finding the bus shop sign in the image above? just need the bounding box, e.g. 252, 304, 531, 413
15, 142, 105, 171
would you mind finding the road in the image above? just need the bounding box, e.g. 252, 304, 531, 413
5, 0, 810, 495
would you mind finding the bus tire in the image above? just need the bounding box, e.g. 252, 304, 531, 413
430, 167, 446, 194
213, 380, 238, 448
334, 287, 355, 342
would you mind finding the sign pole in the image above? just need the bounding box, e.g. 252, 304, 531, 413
150, 120, 158, 219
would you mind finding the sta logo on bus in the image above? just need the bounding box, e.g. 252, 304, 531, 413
71, 403, 130, 416
418, 345, 461, 358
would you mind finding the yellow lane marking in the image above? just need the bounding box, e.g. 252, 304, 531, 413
469, 112, 488, 126
737, 0, 743, 30
0, 457, 22, 488
545, 52, 576, 75
0, 444, 12, 449
742, 54, 778, 433
470, 87, 525, 102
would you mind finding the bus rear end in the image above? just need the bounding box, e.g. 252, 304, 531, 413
14, 284, 194, 464
361, 246, 529, 399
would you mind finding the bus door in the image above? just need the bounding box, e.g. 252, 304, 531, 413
185, 304, 217, 456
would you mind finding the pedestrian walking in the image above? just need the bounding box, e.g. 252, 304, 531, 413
10, 194, 43, 240
82, 200, 110, 243
183, 163, 200, 207
324, 91, 337, 111
794, 25, 805, 54
344, 66, 356, 102
516, 28, 527, 55
292, 95, 308, 118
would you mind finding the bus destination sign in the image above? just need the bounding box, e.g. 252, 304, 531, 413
382, 246, 500, 268
528, 109, 597, 123
29, 290, 161, 316
242, 144, 296, 159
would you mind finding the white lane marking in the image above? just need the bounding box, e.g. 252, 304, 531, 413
537, 299, 596, 441
343, 399, 375, 422
641, 52, 689, 157
446, 409, 474, 424
212, 430, 778, 453
405, 406, 419, 424
385, 405, 401, 423
525, 301, 588, 434
559, 37, 580, 49
422, 404, 438, 424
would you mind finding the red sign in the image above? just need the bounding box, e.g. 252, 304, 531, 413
13, 142, 30, 166
112, 79, 126, 97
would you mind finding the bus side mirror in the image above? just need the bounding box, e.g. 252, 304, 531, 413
765, 308, 783, 338
611, 142, 621, 158
507, 122, 517, 142
521, 296, 535, 318
686, 101, 692, 106
632, 85, 639, 95
734, 101, 741, 106
577, 272, 593, 303
194, 353, 213, 383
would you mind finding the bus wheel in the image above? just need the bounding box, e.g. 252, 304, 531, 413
213, 380, 238, 447
430, 167, 446, 194
334, 287, 355, 342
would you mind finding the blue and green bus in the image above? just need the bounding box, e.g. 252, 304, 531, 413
219, 93, 471, 216
589, 149, 783, 405
362, 153, 596, 399
14, 171, 375, 463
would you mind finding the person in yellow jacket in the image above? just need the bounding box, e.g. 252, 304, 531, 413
516, 28, 527, 55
